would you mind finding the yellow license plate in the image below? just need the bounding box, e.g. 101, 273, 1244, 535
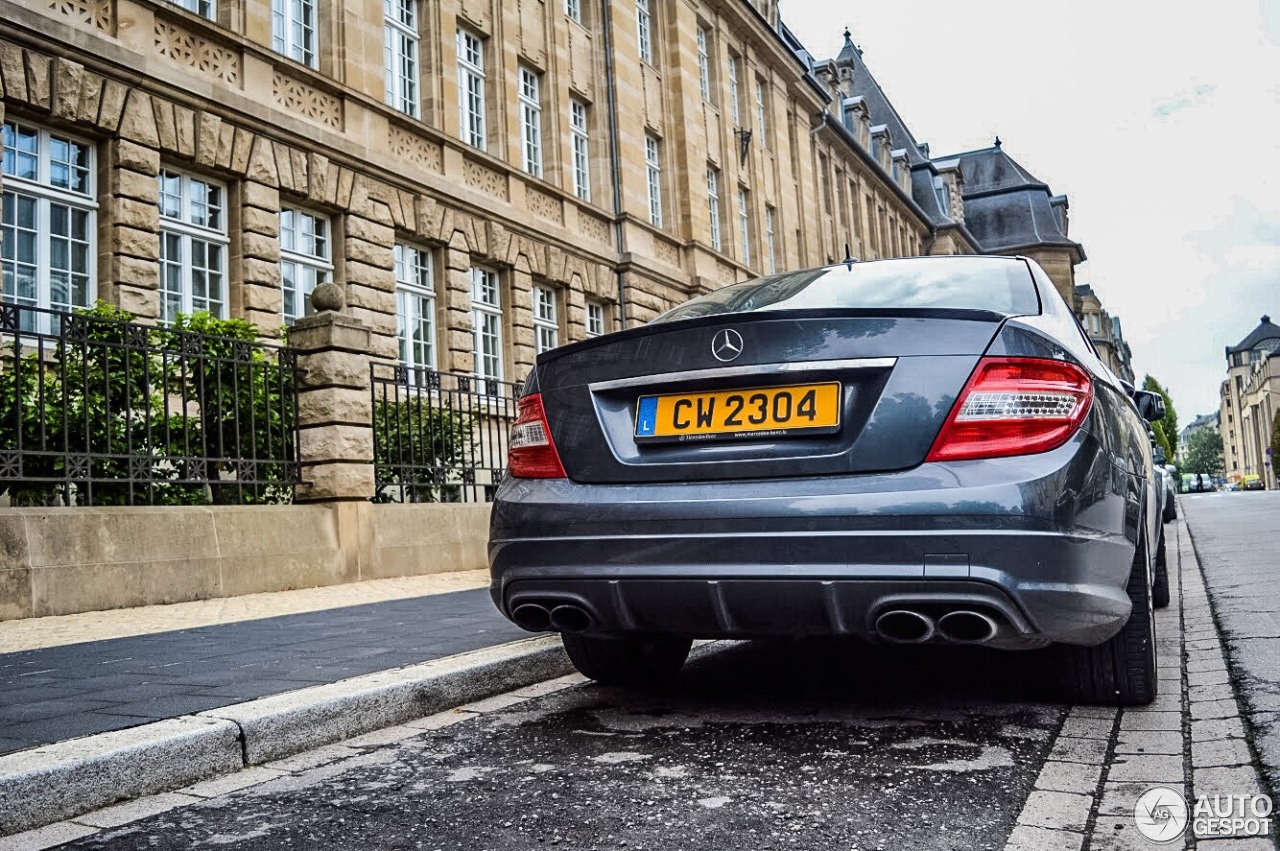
634, 383, 841, 441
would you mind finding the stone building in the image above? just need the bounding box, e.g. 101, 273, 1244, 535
1074, 285, 1135, 384
1, 0, 1099, 404
1219, 315, 1280, 486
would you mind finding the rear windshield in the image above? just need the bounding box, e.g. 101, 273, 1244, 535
654, 257, 1040, 323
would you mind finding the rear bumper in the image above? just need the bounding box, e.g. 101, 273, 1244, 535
489, 433, 1140, 647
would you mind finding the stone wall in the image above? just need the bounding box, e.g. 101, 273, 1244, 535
0, 502, 492, 621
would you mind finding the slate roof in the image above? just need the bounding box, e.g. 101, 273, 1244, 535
935, 145, 1086, 260
1228, 316, 1280, 353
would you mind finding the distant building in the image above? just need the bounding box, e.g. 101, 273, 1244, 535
1179, 412, 1220, 454
1219, 316, 1280, 486
1073, 285, 1135, 384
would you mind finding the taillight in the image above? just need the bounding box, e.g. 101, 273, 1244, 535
507, 393, 567, 478
926, 357, 1093, 462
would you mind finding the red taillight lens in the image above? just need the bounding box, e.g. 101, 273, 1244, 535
925, 357, 1093, 462
507, 393, 567, 478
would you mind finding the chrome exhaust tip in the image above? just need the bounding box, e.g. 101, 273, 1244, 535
511, 603, 552, 632
874, 609, 935, 643
549, 604, 592, 634
937, 610, 999, 643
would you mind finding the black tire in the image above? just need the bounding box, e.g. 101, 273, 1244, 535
561, 634, 692, 686
1163, 495, 1177, 523
1152, 530, 1170, 609
1057, 536, 1158, 706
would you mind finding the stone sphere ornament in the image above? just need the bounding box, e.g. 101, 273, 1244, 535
310, 281, 345, 313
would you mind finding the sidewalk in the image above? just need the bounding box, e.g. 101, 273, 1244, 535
0, 570, 525, 757
0, 568, 574, 836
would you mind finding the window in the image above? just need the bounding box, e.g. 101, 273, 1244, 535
533, 285, 558, 354
754, 77, 768, 147
818, 154, 831, 214
457, 28, 486, 151
158, 170, 227, 322
272, 0, 317, 68
706, 167, 722, 251
1, 121, 95, 331
384, 0, 419, 118
565, 0, 580, 23
585, 301, 605, 337
636, 0, 653, 64
696, 27, 711, 101
280, 208, 331, 324
738, 188, 751, 267
518, 66, 543, 178
395, 244, 435, 371
727, 54, 740, 124
934, 176, 951, 216
471, 267, 503, 381
570, 99, 591, 202
170, 0, 214, 18
645, 134, 662, 227
764, 205, 776, 274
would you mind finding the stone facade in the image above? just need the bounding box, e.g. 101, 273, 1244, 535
1074, 285, 1135, 385
1219, 316, 1280, 486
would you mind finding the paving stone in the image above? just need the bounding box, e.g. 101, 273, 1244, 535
1033, 760, 1103, 794
404, 708, 481, 730
0, 820, 98, 851
1189, 670, 1234, 688
1097, 780, 1186, 818
1003, 824, 1084, 851
1106, 753, 1186, 783
1194, 840, 1279, 850
1189, 683, 1237, 703
1114, 730, 1185, 755
1191, 717, 1248, 742
177, 766, 288, 798
1049, 735, 1110, 764
262, 743, 360, 773
1119, 710, 1183, 732
1058, 715, 1114, 739
1191, 738, 1255, 769
1014, 790, 1093, 832
1089, 815, 1187, 850
341, 725, 425, 748
1191, 699, 1244, 721
1193, 765, 1266, 798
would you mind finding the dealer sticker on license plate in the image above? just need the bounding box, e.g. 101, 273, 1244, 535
634, 382, 841, 441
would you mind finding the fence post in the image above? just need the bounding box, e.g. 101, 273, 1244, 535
289, 283, 375, 502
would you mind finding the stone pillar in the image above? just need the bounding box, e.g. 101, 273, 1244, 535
442, 236, 474, 375
237, 180, 283, 332
342, 210, 397, 359
509, 260, 536, 381
105, 138, 161, 319
290, 282, 375, 502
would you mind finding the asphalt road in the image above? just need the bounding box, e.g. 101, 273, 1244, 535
63, 641, 1064, 851
1181, 490, 1280, 795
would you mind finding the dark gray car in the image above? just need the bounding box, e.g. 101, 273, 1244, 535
489, 256, 1166, 705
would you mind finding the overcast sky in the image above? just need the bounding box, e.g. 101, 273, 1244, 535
781, 0, 1280, 422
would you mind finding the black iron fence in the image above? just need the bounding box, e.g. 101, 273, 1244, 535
0, 302, 300, 506
370, 363, 520, 503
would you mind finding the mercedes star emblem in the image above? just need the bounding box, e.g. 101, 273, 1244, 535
711, 329, 744, 362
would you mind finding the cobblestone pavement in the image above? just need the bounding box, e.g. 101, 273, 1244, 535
4, 514, 1276, 851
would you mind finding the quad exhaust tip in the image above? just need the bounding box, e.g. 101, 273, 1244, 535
549, 604, 592, 633
874, 609, 935, 643
937, 610, 999, 643
510, 602, 593, 634
511, 603, 551, 632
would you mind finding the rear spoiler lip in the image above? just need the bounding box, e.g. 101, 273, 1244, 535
536, 306, 1021, 368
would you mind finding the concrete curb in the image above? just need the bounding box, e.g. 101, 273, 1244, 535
0, 635, 571, 836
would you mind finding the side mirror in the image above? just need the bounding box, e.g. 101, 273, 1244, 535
1134, 390, 1166, 423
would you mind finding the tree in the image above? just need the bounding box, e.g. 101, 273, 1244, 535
1272, 416, 1280, 473
1182, 428, 1225, 477
1142, 375, 1179, 465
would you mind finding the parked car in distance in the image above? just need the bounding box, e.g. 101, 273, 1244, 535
490, 256, 1166, 705
1242, 474, 1265, 491
1161, 465, 1177, 522
1183, 473, 1214, 493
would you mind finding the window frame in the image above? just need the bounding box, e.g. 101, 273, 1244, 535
764, 204, 776, 274
532, 284, 559, 355
754, 76, 768, 147
565, 0, 581, 23
569, 98, 591, 202
706, 166, 722, 251
170, 0, 215, 18
727, 53, 741, 124
696, 26, 712, 101
645, 133, 662, 228
272, 0, 318, 68
395, 243, 437, 372
518, 65, 544, 178
470, 266, 504, 382
737, 187, 752, 267
157, 168, 229, 323
384, 0, 420, 118
636, 0, 653, 65
457, 28, 487, 151
585, 300, 605, 338
279, 206, 333, 325
0, 120, 97, 329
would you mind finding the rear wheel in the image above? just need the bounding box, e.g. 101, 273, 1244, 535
561, 634, 692, 686
1057, 537, 1158, 706
1152, 530, 1170, 609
